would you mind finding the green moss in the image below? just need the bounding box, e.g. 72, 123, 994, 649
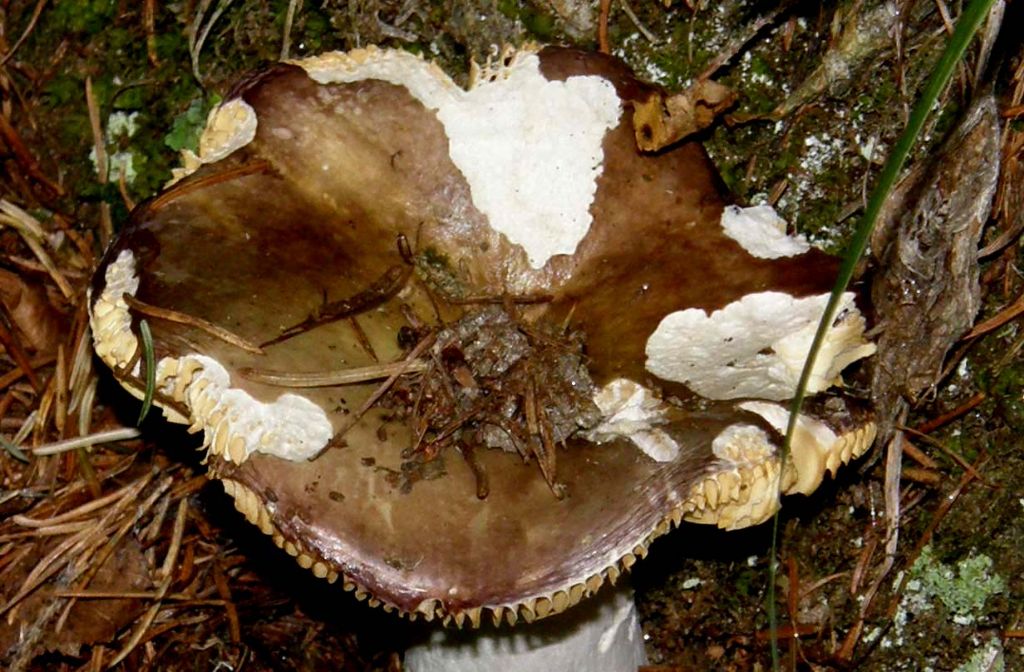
299, 8, 331, 52
733, 565, 762, 600
51, 0, 117, 35
106, 27, 136, 55
981, 361, 1024, 432
113, 86, 148, 111
497, 0, 519, 19
155, 31, 190, 62
854, 77, 898, 116
42, 74, 82, 108
165, 95, 222, 154
521, 6, 555, 41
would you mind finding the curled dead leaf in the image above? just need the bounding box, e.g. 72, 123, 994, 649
632, 80, 737, 151
0, 267, 64, 355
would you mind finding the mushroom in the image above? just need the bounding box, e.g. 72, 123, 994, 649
90, 46, 876, 669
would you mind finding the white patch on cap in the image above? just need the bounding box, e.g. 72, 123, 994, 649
90, 249, 142, 375
89, 250, 331, 463
296, 47, 622, 269
645, 291, 876, 401
586, 378, 679, 462
711, 423, 773, 464
101, 248, 140, 303
720, 204, 810, 259
170, 99, 259, 184
738, 400, 839, 495
199, 99, 259, 163
168, 354, 332, 462
690, 422, 783, 530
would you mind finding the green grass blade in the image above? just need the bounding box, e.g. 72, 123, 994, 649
137, 318, 156, 425
0, 435, 29, 463
767, 0, 1000, 667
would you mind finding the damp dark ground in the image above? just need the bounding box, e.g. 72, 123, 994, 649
0, 1, 1021, 670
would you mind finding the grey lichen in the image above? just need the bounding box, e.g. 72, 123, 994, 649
954, 638, 1004, 672
907, 545, 1006, 626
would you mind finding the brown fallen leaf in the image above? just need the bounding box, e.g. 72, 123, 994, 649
631, 79, 737, 152
0, 267, 64, 355
0, 536, 149, 659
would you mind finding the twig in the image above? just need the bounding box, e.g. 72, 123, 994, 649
620, 0, 658, 43
241, 359, 428, 387
123, 294, 265, 355
68, 313, 96, 415
189, 0, 239, 83
11, 410, 38, 446
901, 439, 939, 470
55, 344, 68, 434
934, 0, 955, 35
0, 200, 75, 299
348, 316, 378, 362
838, 424, 906, 661
35, 385, 57, 451
77, 378, 98, 438
0, 113, 65, 196
0, 0, 48, 67
146, 159, 271, 212
83, 78, 113, 247
47, 590, 226, 604
143, 0, 160, 66
913, 391, 986, 435
51, 214, 95, 267
797, 571, 847, 601
107, 499, 188, 667
0, 473, 152, 617
446, 293, 552, 306
785, 556, 800, 627
884, 453, 987, 620
962, 293, 1024, 339
12, 481, 137, 528
456, 441, 489, 500
212, 558, 241, 643
85, 77, 106, 183
330, 334, 435, 447
898, 426, 993, 487
598, 0, 612, 54
31, 427, 141, 456
280, 0, 304, 60
117, 170, 136, 211
0, 521, 94, 540
261, 264, 410, 348
699, 7, 783, 81
55, 476, 173, 634
900, 466, 942, 486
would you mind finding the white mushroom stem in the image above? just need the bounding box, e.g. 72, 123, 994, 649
404, 585, 647, 672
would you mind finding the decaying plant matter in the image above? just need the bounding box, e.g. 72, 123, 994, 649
388, 302, 601, 499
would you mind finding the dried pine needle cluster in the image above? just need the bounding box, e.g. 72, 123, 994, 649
385, 304, 602, 499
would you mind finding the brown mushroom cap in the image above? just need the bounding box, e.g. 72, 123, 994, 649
90, 46, 875, 627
